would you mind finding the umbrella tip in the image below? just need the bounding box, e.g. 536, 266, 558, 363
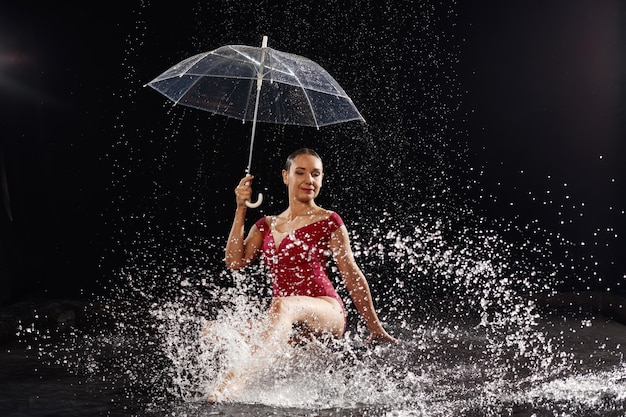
262, 36, 268, 48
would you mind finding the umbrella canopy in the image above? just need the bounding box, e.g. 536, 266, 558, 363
145, 36, 364, 207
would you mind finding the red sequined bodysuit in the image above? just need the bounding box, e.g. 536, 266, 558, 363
254, 212, 345, 315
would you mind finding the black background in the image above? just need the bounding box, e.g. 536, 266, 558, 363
1, 1, 624, 305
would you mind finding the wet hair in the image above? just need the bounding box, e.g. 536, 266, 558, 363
284, 148, 322, 171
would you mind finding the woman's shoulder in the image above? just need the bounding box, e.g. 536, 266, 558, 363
321, 210, 344, 228
254, 216, 269, 231
307, 208, 341, 223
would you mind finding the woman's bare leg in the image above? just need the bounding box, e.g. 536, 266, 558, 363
264, 296, 344, 344
208, 296, 344, 402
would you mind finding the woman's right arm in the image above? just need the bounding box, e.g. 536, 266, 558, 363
224, 175, 263, 270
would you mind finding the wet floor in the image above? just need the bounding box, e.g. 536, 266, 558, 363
1, 310, 625, 417
0, 346, 127, 417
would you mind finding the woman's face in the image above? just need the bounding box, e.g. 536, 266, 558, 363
282, 154, 324, 202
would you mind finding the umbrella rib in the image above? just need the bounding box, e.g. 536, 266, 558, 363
227, 46, 264, 75
155, 74, 260, 83
167, 52, 215, 106
211, 48, 259, 66
226, 47, 310, 86
228, 49, 282, 86
144, 51, 209, 85
270, 53, 320, 129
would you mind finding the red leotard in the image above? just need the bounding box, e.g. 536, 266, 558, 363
254, 212, 346, 317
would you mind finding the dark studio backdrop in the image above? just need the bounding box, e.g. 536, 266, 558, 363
0, 1, 624, 307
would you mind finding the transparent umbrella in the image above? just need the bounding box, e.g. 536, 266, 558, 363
145, 36, 365, 208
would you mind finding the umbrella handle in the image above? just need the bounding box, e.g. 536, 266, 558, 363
245, 192, 263, 208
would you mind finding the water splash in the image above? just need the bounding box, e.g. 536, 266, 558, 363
16, 208, 625, 416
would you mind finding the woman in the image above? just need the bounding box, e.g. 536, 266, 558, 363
214, 148, 396, 400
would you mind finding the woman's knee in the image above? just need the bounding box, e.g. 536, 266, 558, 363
267, 297, 293, 321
